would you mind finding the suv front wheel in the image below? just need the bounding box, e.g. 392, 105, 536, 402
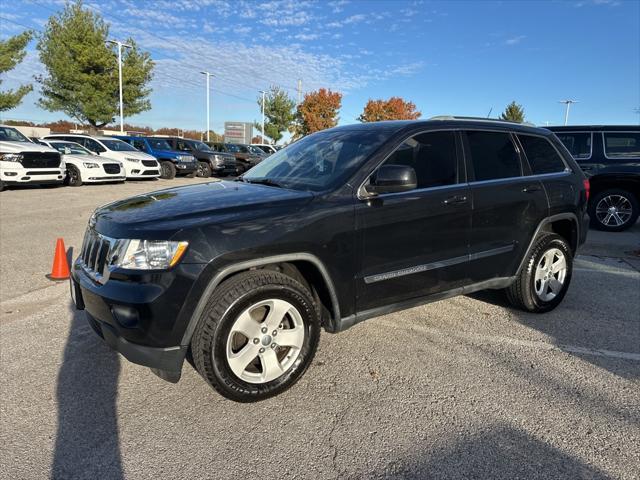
589, 188, 639, 232
506, 233, 573, 313
192, 270, 320, 402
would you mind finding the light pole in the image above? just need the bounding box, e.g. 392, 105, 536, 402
259, 90, 266, 144
200, 71, 214, 141
107, 40, 132, 133
559, 100, 578, 126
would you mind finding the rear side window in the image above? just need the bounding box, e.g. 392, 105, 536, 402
466, 131, 521, 181
603, 132, 640, 158
554, 132, 591, 159
380, 131, 458, 189
518, 135, 567, 174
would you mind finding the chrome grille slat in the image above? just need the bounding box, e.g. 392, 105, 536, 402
79, 228, 116, 284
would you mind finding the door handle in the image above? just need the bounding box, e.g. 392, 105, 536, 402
522, 185, 542, 193
443, 195, 468, 205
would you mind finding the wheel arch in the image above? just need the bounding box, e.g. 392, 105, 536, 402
515, 213, 580, 276
589, 175, 640, 200
180, 253, 342, 347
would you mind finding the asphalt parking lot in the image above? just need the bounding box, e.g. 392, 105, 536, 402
1, 179, 639, 480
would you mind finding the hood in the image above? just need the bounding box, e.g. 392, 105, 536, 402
93, 180, 313, 237
63, 153, 120, 164
0, 141, 58, 154
155, 149, 193, 159
117, 150, 156, 160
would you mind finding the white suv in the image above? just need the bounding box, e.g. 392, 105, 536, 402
37, 139, 126, 186
0, 125, 65, 191
44, 134, 160, 179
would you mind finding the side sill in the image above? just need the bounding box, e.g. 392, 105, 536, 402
332, 276, 515, 333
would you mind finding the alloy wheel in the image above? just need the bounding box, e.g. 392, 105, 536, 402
534, 248, 567, 302
225, 299, 305, 384
595, 194, 633, 228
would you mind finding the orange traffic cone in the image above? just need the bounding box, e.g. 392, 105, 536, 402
47, 238, 70, 281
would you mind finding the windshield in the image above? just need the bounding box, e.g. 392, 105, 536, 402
147, 139, 172, 150
247, 145, 264, 154
51, 142, 91, 155
100, 139, 139, 152
243, 129, 390, 192
0, 126, 30, 142
225, 143, 241, 153
192, 141, 212, 152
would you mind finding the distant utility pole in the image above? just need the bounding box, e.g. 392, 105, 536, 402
200, 71, 214, 141
559, 100, 578, 126
634, 107, 640, 125
297, 79, 302, 104
107, 39, 132, 133
259, 90, 266, 143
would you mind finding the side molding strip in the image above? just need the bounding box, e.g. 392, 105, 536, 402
364, 244, 515, 285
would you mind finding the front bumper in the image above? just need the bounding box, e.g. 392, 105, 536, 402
70, 259, 206, 381
1, 162, 65, 184
176, 162, 197, 174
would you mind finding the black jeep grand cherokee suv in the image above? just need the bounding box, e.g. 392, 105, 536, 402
71, 118, 589, 402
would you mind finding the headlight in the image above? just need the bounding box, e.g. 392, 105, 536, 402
112, 239, 188, 270
125, 157, 140, 163
0, 153, 23, 162
83, 162, 99, 168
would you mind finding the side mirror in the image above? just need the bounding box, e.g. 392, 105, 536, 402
366, 164, 417, 195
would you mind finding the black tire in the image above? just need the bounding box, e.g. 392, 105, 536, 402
0, 180, 5, 192
506, 233, 573, 313
196, 161, 212, 178
192, 270, 321, 402
160, 161, 177, 180
64, 165, 83, 187
235, 163, 246, 176
589, 188, 639, 232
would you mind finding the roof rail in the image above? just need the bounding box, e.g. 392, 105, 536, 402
429, 115, 536, 128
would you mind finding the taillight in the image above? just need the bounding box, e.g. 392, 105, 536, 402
583, 179, 590, 202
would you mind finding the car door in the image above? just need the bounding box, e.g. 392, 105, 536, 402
463, 130, 548, 282
356, 130, 471, 311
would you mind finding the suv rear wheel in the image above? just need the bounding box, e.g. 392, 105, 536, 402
589, 188, 639, 232
506, 233, 573, 313
192, 270, 320, 402
160, 161, 176, 180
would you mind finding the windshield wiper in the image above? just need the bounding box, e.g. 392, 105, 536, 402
243, 177, 284, 188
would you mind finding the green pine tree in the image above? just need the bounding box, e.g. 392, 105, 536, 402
36, 1, 154, 128
500, 101, 526, 123
0, 31, 34, 112
255, 86, 296, 143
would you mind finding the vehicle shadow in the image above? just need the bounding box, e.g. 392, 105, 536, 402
467, 266, 640, 381
369, 423, 612, 479
51, 302, 123, 480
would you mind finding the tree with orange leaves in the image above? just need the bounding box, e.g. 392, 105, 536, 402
358, 97, 421, 122
293, 88, 342, 138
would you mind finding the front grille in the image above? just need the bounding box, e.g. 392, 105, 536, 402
142, 160, 157, 167
20, 152, 61, 168
103, 163, 121, 174
142, 170, 159, 175
26, 170, 60, 175
80, 229, 115, 283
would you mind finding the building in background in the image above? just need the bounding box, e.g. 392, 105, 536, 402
224, 122, 253, 144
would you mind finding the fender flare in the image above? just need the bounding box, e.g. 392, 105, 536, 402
515, 212, 580, 276
180, 253, 341, 346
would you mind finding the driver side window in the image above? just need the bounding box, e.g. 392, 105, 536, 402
378, 131, 459, 189
84, 138, 106, 153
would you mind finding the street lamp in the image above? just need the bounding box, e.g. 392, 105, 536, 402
107, 40, 132, 133
200, 71, 214, 142
259, 90, 266, 144
559, 100, 578, 126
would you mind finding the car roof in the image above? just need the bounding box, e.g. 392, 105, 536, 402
323, 118, 551, 137
546, 125, 640, 132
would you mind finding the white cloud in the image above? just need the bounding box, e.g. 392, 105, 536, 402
505, 35, 526, 45
294, 33, 319, 41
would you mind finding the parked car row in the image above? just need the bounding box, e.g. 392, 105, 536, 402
0, 124, 284, 191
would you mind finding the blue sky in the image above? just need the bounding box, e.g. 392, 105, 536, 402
1, 0, 639, 136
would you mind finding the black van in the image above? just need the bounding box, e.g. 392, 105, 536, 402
548, 126, 640, 231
